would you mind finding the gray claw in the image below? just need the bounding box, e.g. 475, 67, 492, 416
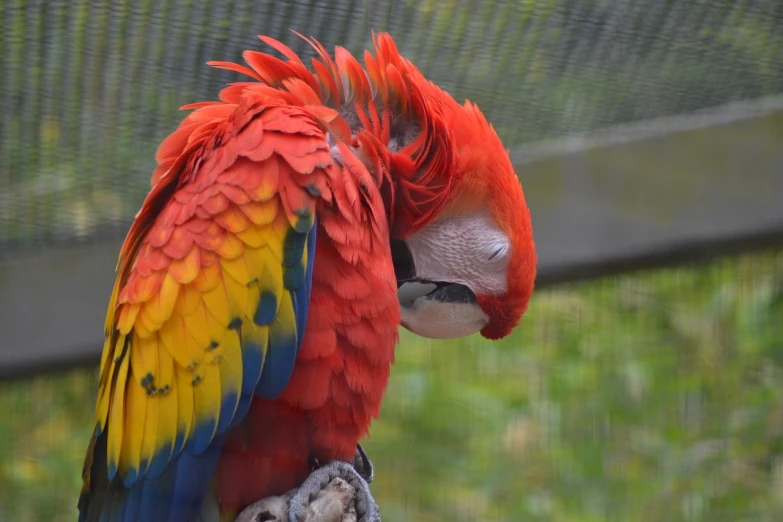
352, 444, 374, 483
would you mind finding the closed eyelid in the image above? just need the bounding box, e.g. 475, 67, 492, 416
488, 246, 505, 260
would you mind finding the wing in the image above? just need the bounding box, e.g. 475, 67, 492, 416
79, 94, 337, 522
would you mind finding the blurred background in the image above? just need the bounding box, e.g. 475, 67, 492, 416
1, 0, 783, 521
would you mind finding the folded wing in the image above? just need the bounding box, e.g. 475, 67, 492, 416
79, 94, 336, 522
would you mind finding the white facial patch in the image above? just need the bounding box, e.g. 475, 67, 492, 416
400, 299, 489, 339
404, 212, 511, 296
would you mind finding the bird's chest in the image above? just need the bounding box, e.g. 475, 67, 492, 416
215, 226, 399, 511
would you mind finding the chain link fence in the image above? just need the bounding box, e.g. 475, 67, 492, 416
2, 0, 783, 253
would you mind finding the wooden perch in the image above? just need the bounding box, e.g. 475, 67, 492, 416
234, 477, 360, 522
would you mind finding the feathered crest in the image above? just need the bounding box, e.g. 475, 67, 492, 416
205, 31, 457, 238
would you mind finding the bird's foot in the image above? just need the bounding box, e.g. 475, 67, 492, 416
287, 444, 380, 522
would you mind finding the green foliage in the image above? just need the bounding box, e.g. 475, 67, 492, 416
1, 250, 782, 520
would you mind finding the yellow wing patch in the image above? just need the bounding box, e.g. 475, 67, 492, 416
92, 102, 328, 487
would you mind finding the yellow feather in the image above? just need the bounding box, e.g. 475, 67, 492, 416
222, 268, 250, 320
157, 337, 174, 389
235, 224, 266, 248
174, 284, 202, 317
244, 281, 262, 325
169, 246, 201, 284
98, 334, 113, 387
139, 380, 159, 474
133, 318, 154, 339
217, 329, 242, 391
205, 305, 229, 352
192, 360, 221, 441
155, 381, 178, 465
272, 290, 298, 338
215, 205, 251, 234
202, 278, 232, 325
182, 321, 207, 371
193, 263, 221, 293
117, 303, 140, 334
215, 232, 244, 259
221, 252, 252, 287
183, 302, 212, 350
241, 198, 279, 226
259, 251, 284, 312
131, 336, 159, 391
96, 335, 122, 430
107, 348, 130, 474
145, 273, 180, 324
252, 159, 279, 202
174, 365, 194, 451
159, 316, 199, 370
265, 217, 287, 262
137, 304, 163, 338
120, 363, 146, 481
244, 246, 270, 281
136, 334, 160, 474
104, 276, 122, 333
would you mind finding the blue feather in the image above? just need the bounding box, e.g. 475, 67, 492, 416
121, 478, 143, 522
240, 341, 265, 396
215, 389, 240, 436
146, 442, 173, 480
255, 223, 316, 399
253, 291, 278, 326
255, 324, 297, 399
282, 227, 308, 270
171, 430, 186, 462
121, 467, 138, 488
230, 390, 255, 430
130, 437, 225, 522
137, 459, 176, 521
166, 441, 224, 522
108, 486, 126, 521
283, 264, 306, 290
188, 416, 219, 455
293, 220, 316, 354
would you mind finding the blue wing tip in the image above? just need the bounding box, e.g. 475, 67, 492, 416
187, 417, 218, 455
146, 443, 173, 479
253, 291, 278, 326
255, 330, 298, 399
240, 341, 266, 395
121, 468, 138, 488
216, 390, 240, 436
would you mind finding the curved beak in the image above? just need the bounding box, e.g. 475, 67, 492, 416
392, 240, 488, 339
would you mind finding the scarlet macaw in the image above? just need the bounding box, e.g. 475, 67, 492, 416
78, 32, 536, 522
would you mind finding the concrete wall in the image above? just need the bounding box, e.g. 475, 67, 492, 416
2, 104, 782, 379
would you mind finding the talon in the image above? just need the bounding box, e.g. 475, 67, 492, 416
353, 443, 374, 483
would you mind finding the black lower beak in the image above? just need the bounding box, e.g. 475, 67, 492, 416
391, 239, 416, 285
425, 282, 477, 304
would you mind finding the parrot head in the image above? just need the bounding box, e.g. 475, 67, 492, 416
223, 31, 537, 342
386, 63, 537, 341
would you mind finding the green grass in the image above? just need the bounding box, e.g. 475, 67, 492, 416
2, 249, 782, 521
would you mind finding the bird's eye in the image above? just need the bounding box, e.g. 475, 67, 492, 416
488, 245, 506, 261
